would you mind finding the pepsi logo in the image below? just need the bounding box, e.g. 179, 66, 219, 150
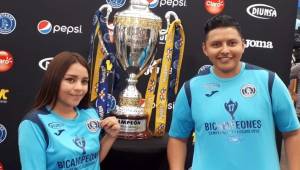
37, 20, 83, 35
148, 0, 159, 8
37, 20, 52, 34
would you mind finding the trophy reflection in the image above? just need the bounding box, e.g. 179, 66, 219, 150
101, 0, 162, 139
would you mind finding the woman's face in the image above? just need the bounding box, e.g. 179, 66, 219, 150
56, 63, 89, 109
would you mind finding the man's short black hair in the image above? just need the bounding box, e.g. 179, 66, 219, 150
204, 14, 242, 41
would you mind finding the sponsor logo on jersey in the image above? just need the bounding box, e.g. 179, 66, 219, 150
241, 84, 256, 98
148, 0, 159, 8
204, 0, 225, 15
245, 39, 273, 49
0, 12, 16, 34
37, 20, 83, 35
198, 65, 211, 74
0, 50, 14, 73
48, 122, 64, 129
203, 82, 220, 97
205, 90, 219, 97
54, 129, 65, 136
106, 0, 126, 8
0, 124, 7, 144
0, 89, 9, 104
246, 4, 277, 19
86, 119, 101, 132
39, 57, 53, 70
56, 152, 98, 169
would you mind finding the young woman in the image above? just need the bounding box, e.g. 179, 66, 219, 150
18, 51, 120, 170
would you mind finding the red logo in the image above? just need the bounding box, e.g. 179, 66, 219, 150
0, 50, 14, 72
0, 161, 4, 170
204, 0, 225, 15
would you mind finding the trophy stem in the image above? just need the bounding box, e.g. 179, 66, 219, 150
114, 73, 151, 139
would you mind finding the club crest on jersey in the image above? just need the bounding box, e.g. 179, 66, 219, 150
73, 136, 86, 154
86, 119, 101, 132
224, 99, 238, 120
241, 84, 256, 98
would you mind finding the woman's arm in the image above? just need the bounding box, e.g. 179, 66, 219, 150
99, 116, 120, 161
18, 120, 47, 170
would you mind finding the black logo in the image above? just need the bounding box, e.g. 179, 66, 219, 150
54, 129, 65, 136
73, 137, 86, 154
205, 90, 219, 97
224, 99, 238, 120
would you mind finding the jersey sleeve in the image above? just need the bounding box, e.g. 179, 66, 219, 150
271, 74, 300, 132
168, 83, 194, 139
18, 120, 47, 170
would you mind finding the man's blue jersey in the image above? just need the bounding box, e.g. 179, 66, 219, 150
169, 62, 300, 170
19, 107, 101, 170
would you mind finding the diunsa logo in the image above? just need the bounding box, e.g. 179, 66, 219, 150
246, 4, 277, 19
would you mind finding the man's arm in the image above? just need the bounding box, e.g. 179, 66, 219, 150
290, 64, 300, 79
283, 129, 300, 170
167, 137, 188, 170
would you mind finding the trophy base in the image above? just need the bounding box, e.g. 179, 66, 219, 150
118, 130, 151, 140
112, 113, 151, 140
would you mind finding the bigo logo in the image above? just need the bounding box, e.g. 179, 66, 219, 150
39, 57, 53, 70
0, 89, 9, 104
0, 50, 14, 73
205, 0, 225, 15
37, 20, 83, 35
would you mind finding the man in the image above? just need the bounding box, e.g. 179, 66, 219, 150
167, 15, 300, 170
290, 48, 300, 122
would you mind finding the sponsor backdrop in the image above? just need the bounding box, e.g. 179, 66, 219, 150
0, 0, 298, 169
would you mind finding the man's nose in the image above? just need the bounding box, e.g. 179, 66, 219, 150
220, 44, 230, 54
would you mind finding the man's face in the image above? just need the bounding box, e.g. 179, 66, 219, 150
202, 27, 245, 78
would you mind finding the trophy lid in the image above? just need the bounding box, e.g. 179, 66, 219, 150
114, 0, 162, 23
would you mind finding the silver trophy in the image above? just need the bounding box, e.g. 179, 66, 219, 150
100, 0, 162, 139
100, 1, 179, 139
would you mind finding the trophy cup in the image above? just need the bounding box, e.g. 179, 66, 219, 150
101, 0, 162, 139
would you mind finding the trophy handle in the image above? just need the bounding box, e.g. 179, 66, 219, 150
160, 11, 179, 36
136, 58, 162, 79
99, 4, 114, 30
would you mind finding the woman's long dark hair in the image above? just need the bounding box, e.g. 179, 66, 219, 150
33, 51, 91, 110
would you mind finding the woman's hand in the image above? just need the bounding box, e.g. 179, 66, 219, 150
100, 116, 120, 138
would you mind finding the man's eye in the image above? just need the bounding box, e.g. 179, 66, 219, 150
211, 43, 220, 47
228, 41, 238, 46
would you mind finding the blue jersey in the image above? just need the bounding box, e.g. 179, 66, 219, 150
169, 62, 300, 170
18, 107, 101, 170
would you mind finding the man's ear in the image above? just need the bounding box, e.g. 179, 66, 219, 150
241, 38, 246, 51
202, 42, 207, 56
